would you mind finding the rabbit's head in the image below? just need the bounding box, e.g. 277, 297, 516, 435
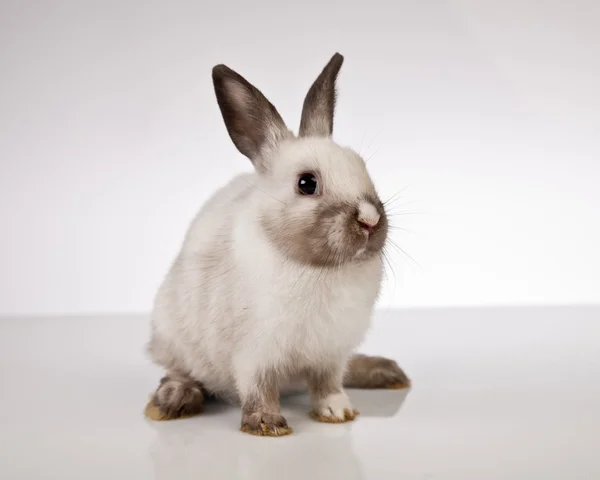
212, 53, 387, 267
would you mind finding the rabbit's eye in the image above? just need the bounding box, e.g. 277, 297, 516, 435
297, 173, 318, 195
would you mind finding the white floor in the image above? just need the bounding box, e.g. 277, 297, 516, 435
0, 306, 599, 479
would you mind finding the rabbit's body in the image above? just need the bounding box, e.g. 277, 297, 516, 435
149, 168, 383, 403
145, 53, 410, 435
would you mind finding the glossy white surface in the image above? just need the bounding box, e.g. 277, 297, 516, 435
1, 306, 599, 479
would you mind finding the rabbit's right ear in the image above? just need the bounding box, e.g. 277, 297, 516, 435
299, 53, 344, 138
212, 65, 290, 171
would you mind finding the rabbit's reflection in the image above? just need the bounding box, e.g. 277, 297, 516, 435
149, 422, 363, 480
148, 389, 409, 480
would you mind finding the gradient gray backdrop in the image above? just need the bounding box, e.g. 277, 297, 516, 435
1, 0, 598, 315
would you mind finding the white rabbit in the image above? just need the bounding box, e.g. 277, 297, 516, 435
145, 53, 410, 436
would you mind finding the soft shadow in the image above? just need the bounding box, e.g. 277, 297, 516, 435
281, 387, 411, 418
346, 387, 411, 417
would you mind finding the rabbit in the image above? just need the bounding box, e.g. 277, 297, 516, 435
145, 52, 410, 436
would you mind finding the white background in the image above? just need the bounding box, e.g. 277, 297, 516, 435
1, 0, 599, 316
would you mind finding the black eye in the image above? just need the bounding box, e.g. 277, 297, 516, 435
297, 173, 318, 195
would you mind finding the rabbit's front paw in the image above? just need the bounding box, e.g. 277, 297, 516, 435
241, 412, 293, 437
310, 392, 359, 423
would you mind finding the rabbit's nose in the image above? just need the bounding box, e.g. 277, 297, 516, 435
357, 201, 380, 232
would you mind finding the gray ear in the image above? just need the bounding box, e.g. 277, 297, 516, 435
212, 64, 290, 171
299, 53, 344, 138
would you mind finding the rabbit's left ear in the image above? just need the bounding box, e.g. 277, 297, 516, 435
212, 64, 290, 171
299, 53, 344, 138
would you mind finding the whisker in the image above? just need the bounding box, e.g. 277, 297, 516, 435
385, 199, 421, 212
381, 248, 398, 289
363, 132, 381, 159
386, 211, 427, 217
383, 186, 410, 207
314, 250, 333, 286
241, 178, 286, 205
289, 246, 314, 293
291, 263, 310, 293
365, 147, 380, 165
387, 238, 421, 269
304, 249, 334, 309
358, 131, 367, 156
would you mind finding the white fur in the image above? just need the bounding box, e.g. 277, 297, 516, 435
312, 392, 354, 420
149, 138, 384, 405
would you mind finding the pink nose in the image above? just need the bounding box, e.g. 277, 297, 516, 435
357, 201, 380, 233
358, 219, 377, 232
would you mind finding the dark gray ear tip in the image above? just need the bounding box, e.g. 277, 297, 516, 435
329, 52, 344, 69
332, 52, 344, 63
212, 64, 227, 75
212, 64, 235, 82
